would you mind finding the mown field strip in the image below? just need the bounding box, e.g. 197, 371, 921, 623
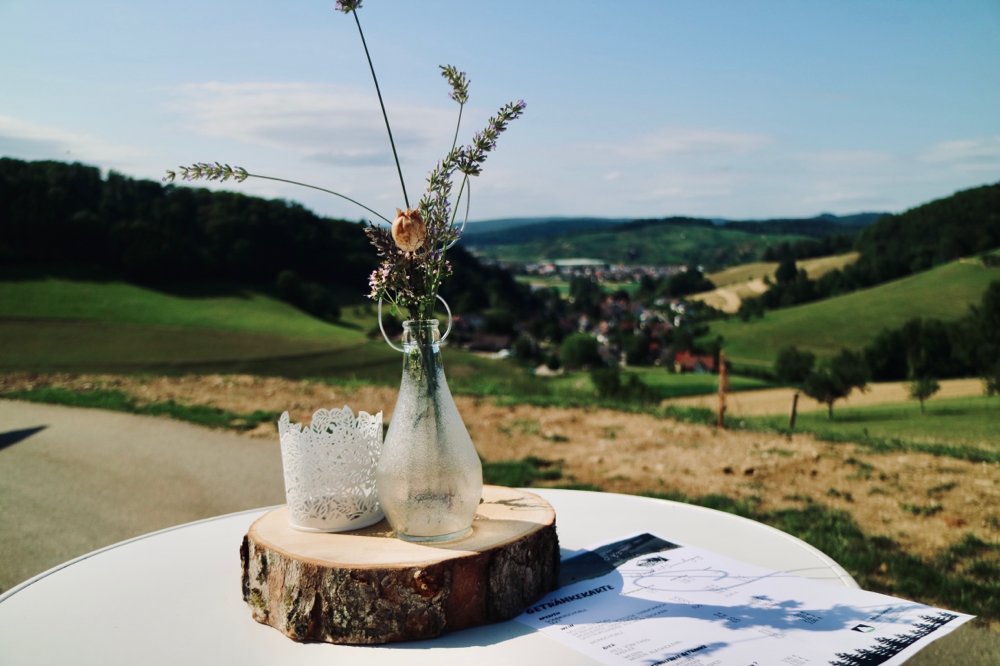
704, 251, 859, 289
663, 378, 985, 416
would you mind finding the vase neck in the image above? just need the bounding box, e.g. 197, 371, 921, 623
401, 319, 440, 351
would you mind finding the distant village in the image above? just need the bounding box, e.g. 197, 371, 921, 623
450, 257, 721, 375
515, 258, 687, 284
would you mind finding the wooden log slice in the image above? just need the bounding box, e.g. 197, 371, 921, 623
240, 485, 559, 644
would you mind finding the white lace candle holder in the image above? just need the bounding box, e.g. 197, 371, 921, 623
277, 407, 384, 532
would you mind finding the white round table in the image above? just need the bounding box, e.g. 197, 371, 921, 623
0, 489, 856, 665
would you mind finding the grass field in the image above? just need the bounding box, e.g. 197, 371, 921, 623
704, 259, 1000, 367
0, 316, 529, 384
548, 367, 773, 399
0, 266, 427, 378
747, 394, 1000, 450
0, 268, 367, 341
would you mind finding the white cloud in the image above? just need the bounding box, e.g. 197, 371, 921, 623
795, 150, 895, 169
920, 137, 1000, 171
0, 116, 142, 162
612, 127, 774, 160
174, 82, 454, 166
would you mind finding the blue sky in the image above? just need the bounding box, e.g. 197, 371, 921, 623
2, 0, 998, 222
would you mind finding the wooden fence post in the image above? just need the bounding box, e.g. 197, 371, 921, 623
789, 392, 799, 429
718, 351, 728, 429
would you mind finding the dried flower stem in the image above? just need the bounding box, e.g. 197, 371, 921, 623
349, 8, 409, 210
251, 174, 391, 224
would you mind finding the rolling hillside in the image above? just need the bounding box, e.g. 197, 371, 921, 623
705, 257, 1000, 367
691, 252, 860, 313
0, 268, 382, 374
474, 220, 812, 269
0, 269, 528, 383
0, 271, 367, 341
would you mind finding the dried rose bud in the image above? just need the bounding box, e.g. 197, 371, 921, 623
391, 208, 426, 252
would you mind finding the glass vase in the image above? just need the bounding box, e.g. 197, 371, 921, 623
375, 319, 483, 542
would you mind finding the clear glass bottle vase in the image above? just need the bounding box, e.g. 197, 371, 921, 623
375, 319, 483, 542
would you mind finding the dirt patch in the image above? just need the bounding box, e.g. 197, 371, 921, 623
3, 372, 1000, 562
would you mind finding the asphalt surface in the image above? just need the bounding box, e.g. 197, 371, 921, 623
0, 399, 996, 663
0, 399, 285, 591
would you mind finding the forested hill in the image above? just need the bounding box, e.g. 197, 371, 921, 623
735, 182, 1000, 318
0, 157, 533, 321
851, 181, 1000, 284
0, 158, 374, 284
465, 213, 883, 248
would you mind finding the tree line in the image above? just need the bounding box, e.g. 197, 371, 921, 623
739, 182, 1000, 319
774, 280, 1000, 417
0, 158, 534, 321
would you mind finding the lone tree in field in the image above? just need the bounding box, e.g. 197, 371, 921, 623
802, 349, 870, 420
774, 345, 816, 428
774, 345, 816, 384
908, 377, 940, 413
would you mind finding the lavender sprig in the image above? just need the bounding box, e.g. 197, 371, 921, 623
164, 162, 248, 183
441, 64, 469, 156
164, 162, 391, 224
440, 65, 469, 105
456, 100, 526, 177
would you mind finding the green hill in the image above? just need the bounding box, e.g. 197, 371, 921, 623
475, 220, 812, 270
0, 270, 366, 341
0, 266, 379, 374
853, 181, 1000, 281
706, 257, 1000, 368
0, 267, 524, 384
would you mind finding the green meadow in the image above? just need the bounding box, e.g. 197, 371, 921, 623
0, 268, 548, 384
0, 267, 403, 377
547, 367, 773, 400
705, 259, 1000, 367
0, 267, 367, 340
746, 394, 1000, 454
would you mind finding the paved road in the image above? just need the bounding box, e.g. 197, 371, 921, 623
0, 399, 995, 663
0, 399, 285, 591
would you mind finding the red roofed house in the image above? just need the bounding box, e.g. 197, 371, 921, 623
674, 351, 717, 374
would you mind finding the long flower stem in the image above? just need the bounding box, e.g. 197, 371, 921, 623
449, 173, 470, 228
352, 9, 409, 209
247, 173, 391, 224
450, 103, 464, 154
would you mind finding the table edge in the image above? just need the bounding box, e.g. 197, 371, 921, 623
1, 488, 859, 605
